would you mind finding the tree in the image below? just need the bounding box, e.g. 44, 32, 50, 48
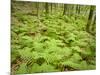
50, 3, 53, 13
76, 5, 80, 15
45, 2, 49, 14
36, 2, 39, 17
63, 4, 67, 15
91, 13, 96, 34
86, 6, 95, 33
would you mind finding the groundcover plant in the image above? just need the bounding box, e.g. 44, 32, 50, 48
11, 1, 96, 74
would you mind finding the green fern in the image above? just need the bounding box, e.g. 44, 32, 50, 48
16, 63, 27, 74
29, 63, 58, 73
11, 2, 96, 73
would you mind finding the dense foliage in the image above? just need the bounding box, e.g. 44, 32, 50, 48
11, 1, 96, 74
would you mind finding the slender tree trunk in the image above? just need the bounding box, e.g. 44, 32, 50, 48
63, 4, 67, 15
54, 4, 57, 12
45, 3, 49, 14
75, 5, 80, 19
86, 6, 94, 32
91, 14, 96, 32
78, 5, 80, 14
51, 3, 53, 13
36, 2, 39, 17
76, 5, 80, 14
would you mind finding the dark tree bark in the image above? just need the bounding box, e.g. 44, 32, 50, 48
78, 5, 80, 14
76, 5, 80, 14
63, 4, 67, 15
86, 6, 94, 32
45, 3, 49, 14
75, 5, 80, 19
91, 14, 96, 32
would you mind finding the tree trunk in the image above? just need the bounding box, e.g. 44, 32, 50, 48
86, 6, 94, 32
45, 3, 49, 14
91, 14, 96, 32
51, 3, 53, 13
36, 2, 39, 17
63, 4, 67, 15
76, 5, 80, 14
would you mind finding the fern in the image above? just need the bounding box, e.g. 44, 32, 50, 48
16, 63, 27, 74
29, 63, 58, 73
70, 53, 82, 63
11, 2, 96, 74
62, 60, 95, 70
18, 47, 33, 61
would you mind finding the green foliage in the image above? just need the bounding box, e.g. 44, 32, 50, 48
16, 63, 27, 74
11, 2, 96, 74
28, 63, 58, 73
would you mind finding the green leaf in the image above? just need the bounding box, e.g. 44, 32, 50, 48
16, 63, 27, 74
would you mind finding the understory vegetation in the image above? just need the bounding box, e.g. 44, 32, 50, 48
11, 1, 96, 74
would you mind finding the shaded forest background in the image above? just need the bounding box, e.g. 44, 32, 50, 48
11, 1, 96, 74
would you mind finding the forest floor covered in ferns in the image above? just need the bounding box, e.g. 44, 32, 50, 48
11, 2, 96, 74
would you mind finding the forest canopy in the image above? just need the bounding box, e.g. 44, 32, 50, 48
11, 1, 96, 74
